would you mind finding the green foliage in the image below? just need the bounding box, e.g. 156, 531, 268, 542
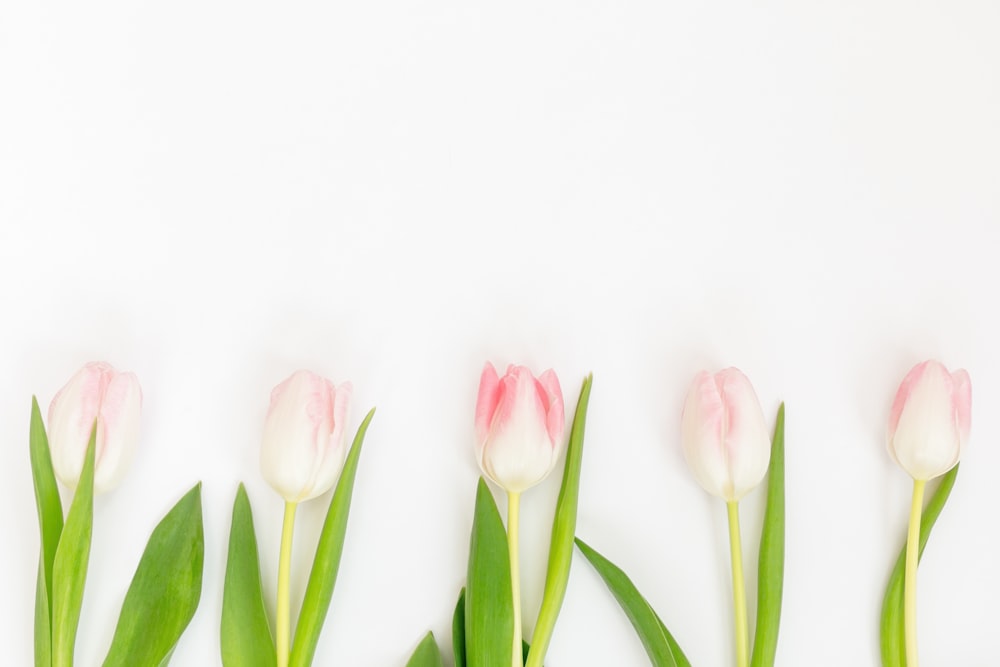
103, 484, 205, 666
51, 429, 96, 667
289, 408, 375, 667
221, 484, 276, 666
575, 538, 690, 667
525, 375, 592, 667
406, 632, 444, 667
751, 404, 785, 667
465, 478, 514, 667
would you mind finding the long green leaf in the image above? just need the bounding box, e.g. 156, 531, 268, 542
575, 537, 690, 667
452, 588, 467, 667
51, 427, 96, 667
35, 561, 52, 667
30, 397, 63, 667
407, 632, 444, 667
465, 478, 513, 667
751, 403, 785, 667
103, 483, 205, 666
525, 375, 592, 667
879, 465, 959, 667
221, 483, 276, 666
289, 408, 375, 667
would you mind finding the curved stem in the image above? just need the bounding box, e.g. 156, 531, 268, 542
508, 491, 522, 667
277, 501, 298, 667
905, 479, 926, 667
726, 501, 749, 667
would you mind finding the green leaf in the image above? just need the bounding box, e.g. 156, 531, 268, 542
751, 403, 785, 667
452, 588, 467, 667
406, 632, 444, 667
575, 537, 691, 667
879, 465, 959, 667
30, 397, 63, 667
51, 426, 96, 667
35, 561, 52, 667
102, 483, 205, 667
525, 375, 592, 667
289, 408, 375, 667
465, 478, 514, 667
221, 484, 276, 667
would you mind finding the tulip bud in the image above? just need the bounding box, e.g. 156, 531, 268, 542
680, 368, 771, 502
260, 370, 352, 503
47, 361, 142, 494
887, 360, 971, 481
474, 362, 565, 494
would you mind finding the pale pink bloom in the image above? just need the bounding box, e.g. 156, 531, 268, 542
48, 361, 142, 494
261, 370, 352, 503
888, 360, 971, 481
475, 362, 565, 493
681, 368, 771, 502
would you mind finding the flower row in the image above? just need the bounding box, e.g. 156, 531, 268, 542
31, 359, 970, 667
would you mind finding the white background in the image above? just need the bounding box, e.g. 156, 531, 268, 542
1, 1, 998, 665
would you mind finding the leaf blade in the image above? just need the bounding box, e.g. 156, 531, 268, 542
102, 483, 205, 667
452, 588, 467, 667
751, 403, 785, 667
289, 408, 375, 667
526, 375, 592, 667
465, 478, 513, 667
575, 537, 690, 667
51, 427, 96, 667
221, 484, 276, 667
406, 632, 444, 667
30, 397, 62, 667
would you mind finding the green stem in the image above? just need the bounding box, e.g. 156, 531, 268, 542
726, 501, 749, 667
905, 479, 926, 667
508, 491, 522, 667
277, 501, 298, 667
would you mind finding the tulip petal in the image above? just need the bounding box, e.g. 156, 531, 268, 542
538, 368, 565, 446
716, 368, 771, 500
889, 361, 964, 481
94, 372, 142, 494
474, 363, 501, 447
261, 371, 350, 502
952, 369, 972, 445
681, 371, 730, 499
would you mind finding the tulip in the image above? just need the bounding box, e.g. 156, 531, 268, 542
475, 362, 565, 494
887, 360, 971, 482
888, 360, 971, 667
474, 362, 564, 667
681, 368, 771, 502
680, 367, 770, 667
260, 369, 351, 667
260, 369, 352, 503
47, 361, 142, 494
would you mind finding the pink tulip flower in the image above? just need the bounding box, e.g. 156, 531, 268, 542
260, 370, 352, 503
681, 368, 771, 502
475, 362, 565, 493
47, 361, 142, 494
888, 360, 971, 481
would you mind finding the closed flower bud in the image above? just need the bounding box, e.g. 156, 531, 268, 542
887, 360, 971, 481
260, 370, 352, 503
681, 368, 770, 502
474, 362, 565, 494
47, 361, 142, 494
